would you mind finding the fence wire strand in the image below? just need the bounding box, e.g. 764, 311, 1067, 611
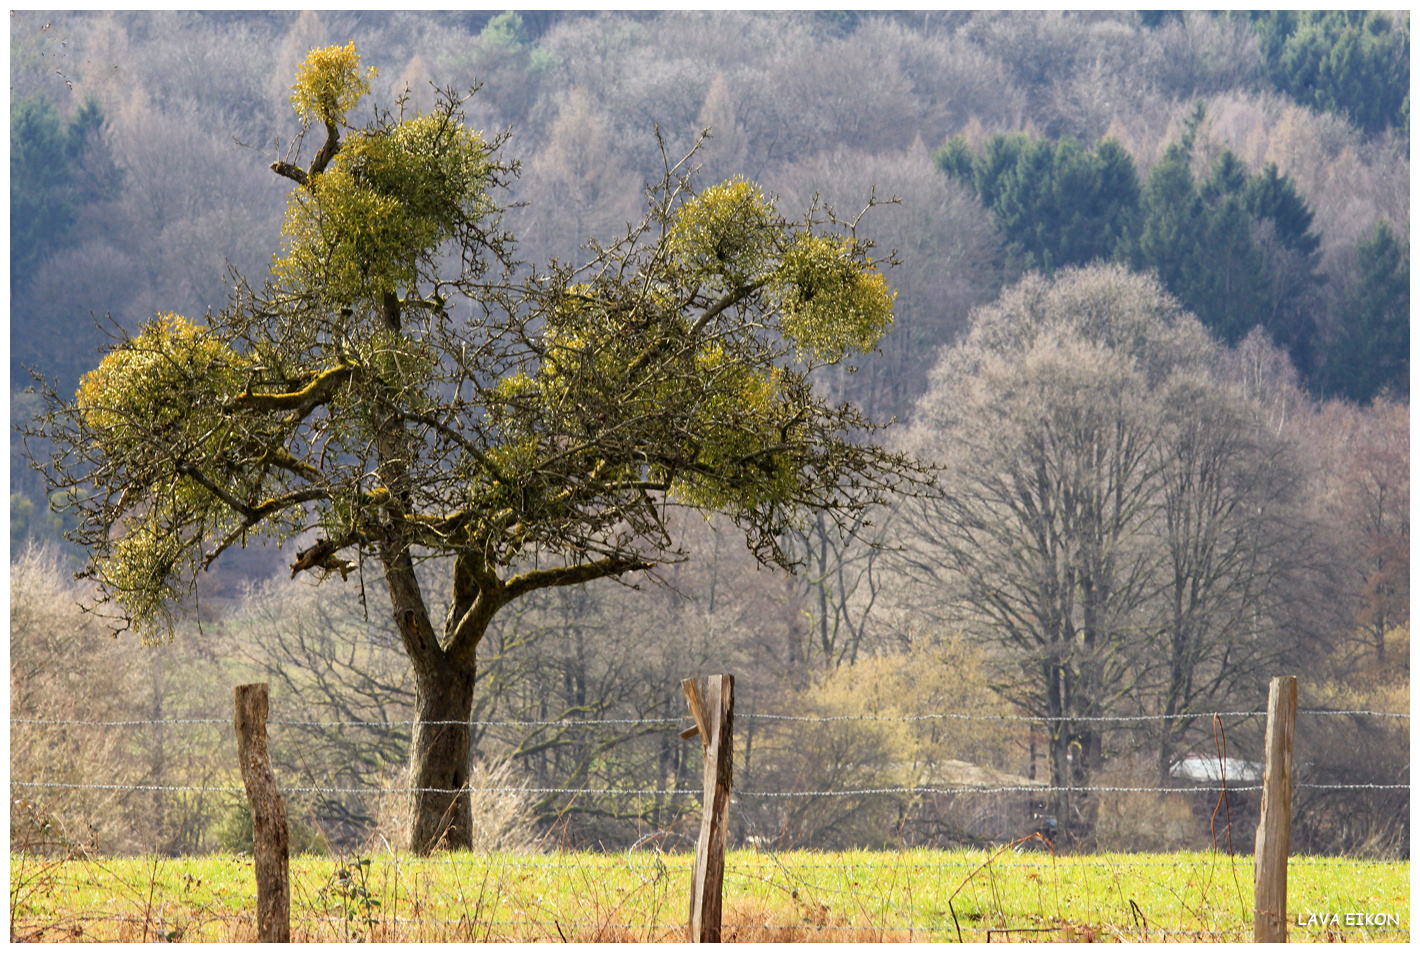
11, 707, 1408, 729
9, 778, 1407, 796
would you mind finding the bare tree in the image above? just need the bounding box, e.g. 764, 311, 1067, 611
1142, 367, 1320, 783
895, 264, 1322, 842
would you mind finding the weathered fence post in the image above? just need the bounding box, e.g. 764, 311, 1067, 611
235, 683, 290, 942
681, 674, 734, 942
1253, 675, 1297, 943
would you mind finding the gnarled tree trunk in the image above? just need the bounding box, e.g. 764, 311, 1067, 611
380, 536, 482, 854
407, 659, 475, 853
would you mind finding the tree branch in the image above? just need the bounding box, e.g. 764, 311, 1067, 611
502, 556, 653, 604
624, 280, 767, 378
269, 161, 308, 186
231, 363, 359, 416
309, 118, 340, 178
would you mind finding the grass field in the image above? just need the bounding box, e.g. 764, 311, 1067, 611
9, 847, 1408, 942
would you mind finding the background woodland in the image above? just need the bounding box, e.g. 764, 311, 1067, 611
10, 10, 1409, 857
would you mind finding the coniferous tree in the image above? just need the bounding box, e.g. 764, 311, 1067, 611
10, 96, 122, 291
934, 133, 1138, 274
1324, 220, 1409, 402
1124, 108, 1324, 374
1249, 10, 1409, 137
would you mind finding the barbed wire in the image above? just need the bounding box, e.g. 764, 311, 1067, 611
112, 850, 1368, 873
8, 852, 1395, 877
11, 707, 1408, 729
11, 778, 1408, 796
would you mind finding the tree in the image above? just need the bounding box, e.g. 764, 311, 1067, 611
1143, 367, 1318, 785
1322, 219, 1409, 402
935, 132, 1139, 275
1123, 105, 1324, 377
1248, 10, 1409, 137
742, 640, 1014, 849
28, 44, 923, 854
770, 144, 1003, 423
1307, 398, 1410, 672
10, 95, 122, 290
897, 264, 1314, 843
899, 265, 1205, 842
10, 95, 126, 388
517, 87, 642, 268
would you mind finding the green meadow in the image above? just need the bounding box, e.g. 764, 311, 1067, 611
10, 848, 1407, 942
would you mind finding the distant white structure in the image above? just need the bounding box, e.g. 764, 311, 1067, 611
1169, 753, 1263, 783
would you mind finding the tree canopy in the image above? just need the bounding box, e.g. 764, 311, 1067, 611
934, 132, 1138, 274
1322, 220, 1409, 403
936, 106, 1329, 386
1248, 10, 1410, 138
898, 264, 1319, 842
29, 43, 922, 853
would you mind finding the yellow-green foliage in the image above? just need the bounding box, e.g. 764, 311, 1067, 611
289, 42, 376, 129
276, 113, 493, 302
76, 312, 248, 460
524, 284, 804, 513
96, 517, 187, 644
771, 232, 895, 361
666, 178, 774, 289
747, 641, 1019, 849
666, 180, 895, 362
361, 327, 438, 402
75, 314, 252, 640
787, 640, 1014, 784
278, 44, 492, 303
669, 347, 795, 510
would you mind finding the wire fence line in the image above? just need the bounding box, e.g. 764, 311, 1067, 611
13, 706, 1407, 798
21, 850, 1378, 875
10, 779, 1408, 796
11, 707, 1409, 729
12, 692, 1407, 944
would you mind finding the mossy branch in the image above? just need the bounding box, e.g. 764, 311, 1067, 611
231, 363, 359, 417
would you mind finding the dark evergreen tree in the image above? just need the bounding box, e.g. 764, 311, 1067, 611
934, 133, 1138, 274
10, 96, 121, 291
1118, 137, 1203, 301
1123, 106, 1324, 374
1245, 161, 1323, 258
1323, 220, 1409, 402
1247, 10, 1409, 136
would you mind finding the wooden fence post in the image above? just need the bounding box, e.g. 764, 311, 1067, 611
235, 683, 290, 943
682, 674, 733, 943
1253, 675, 1297, 943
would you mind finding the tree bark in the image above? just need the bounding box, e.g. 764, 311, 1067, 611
408, 659, 476, 853
378, 538, 481, 854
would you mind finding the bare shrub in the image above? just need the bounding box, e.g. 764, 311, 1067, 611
371, 758, 541, 854
1091, 757, 1209, 853
10, 544, 135, 853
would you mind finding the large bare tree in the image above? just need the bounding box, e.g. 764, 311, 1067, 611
897, 264, 1314, 843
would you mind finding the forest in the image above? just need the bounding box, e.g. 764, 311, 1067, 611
9, 10, 1409, 858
